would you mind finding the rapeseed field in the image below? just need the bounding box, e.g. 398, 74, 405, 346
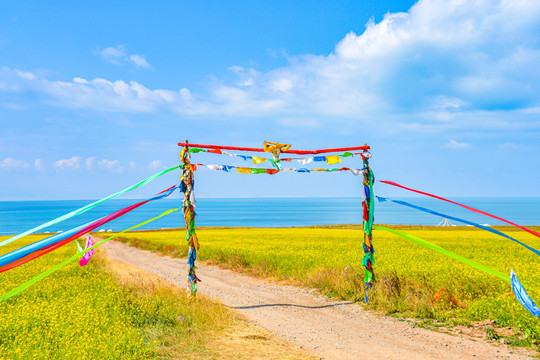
113, 226, 540, 347
0, 234, 237, 359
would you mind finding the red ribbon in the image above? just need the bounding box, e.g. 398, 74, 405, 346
380, 180, 540, 239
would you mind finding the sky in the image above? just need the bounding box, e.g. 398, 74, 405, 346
1, 0, 539, 201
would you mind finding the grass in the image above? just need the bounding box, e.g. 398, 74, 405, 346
106, 225, 540, 350
0, 234, 314, 359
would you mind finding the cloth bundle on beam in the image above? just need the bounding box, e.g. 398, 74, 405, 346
0, 165, 180, 248
380, 180, 540, 239
376, 196, 540, 257
0, 185, 178, 273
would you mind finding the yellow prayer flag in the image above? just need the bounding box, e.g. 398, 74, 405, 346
312, 168, 325, 171
252, 156, 267, 164
236, 167, 252, 174
326, 155, 342, 165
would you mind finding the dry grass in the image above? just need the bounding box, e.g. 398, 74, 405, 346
102, 253, 317, 360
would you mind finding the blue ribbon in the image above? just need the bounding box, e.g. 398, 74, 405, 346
377, 196, 540, 257
511, 270, 540, 317
0, 187, 178, 268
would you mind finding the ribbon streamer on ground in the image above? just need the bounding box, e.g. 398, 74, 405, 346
0, 208, 178, 302
376, 196, 540, 257
379, 180, 540, 239
511, 270, 540, 318
0, 185, 178, 273
0, 165, 180, 248
374, 225, 509, 283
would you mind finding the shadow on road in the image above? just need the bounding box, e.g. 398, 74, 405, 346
232, 301, 355, 310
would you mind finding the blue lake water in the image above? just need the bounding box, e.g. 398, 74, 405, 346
0, 197, 539, 236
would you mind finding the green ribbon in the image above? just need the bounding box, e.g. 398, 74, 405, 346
75, 240, 83, 253
364, 170, 375, 236
341, 152, 353, 157
0, 208, 178, 302
268, 159, 281, 170
374, 225, 509, 283
188, 148, 206, 153
0, 165, 180, 248
251, 168, 266, 174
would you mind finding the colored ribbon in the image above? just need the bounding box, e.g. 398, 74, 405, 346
0, 165, 180, 248
377, 196, 540, 257
380, 180, 540, 239
189, 147, 362, 164
511, 270, 540, 317
0, 208, 178, 302
79, 237, 95, 266
374, 225, 509, 282
0, 185, 178, 273
198, 163, 365, 175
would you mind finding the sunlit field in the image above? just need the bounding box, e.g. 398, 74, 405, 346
111, 225, 540, 347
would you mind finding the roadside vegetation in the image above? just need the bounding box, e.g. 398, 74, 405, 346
109, 225, 540, 351
0, 234, 313, 359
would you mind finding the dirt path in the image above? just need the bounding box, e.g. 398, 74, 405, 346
101, 241, 534, 360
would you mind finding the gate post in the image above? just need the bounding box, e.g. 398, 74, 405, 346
361, 146, 375, 302
180, 140, 200, 300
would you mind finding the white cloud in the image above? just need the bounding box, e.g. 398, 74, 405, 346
444, 139, 471, 149
2, 0, 540, 133
34, 158, 45, 171
98, 158, 124, 173
148, 160, 164, 171
128, 161, 136, 169
0, 157, 29, 169
128, 54, 151, 69
86, 156, 96, 170
98, 45, 152, 69
54, 156, 81, 169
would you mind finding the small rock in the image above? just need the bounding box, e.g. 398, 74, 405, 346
499, 338, 507, 345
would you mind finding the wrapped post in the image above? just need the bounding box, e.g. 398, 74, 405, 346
361, 146, 375, 302
180, 140, 200, 300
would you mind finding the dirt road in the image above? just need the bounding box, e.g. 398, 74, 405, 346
101, 241, 534, 360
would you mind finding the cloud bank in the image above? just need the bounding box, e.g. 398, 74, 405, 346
1, 0, 540, 131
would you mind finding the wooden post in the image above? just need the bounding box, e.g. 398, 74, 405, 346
180, 140, 200, 300
361, 146, 375, 302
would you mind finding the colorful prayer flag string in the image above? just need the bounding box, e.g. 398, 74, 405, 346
0, 185, 178, 273
0, 165, 180, 248
376, 196, 540, 257
379, 180, 540, 239
0, 208, 178, 302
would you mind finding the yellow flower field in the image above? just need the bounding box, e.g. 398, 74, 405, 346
0, 235, 236, 359
112, 225, 540, 347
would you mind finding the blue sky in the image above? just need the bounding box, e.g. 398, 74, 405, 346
1, 0, 539, 201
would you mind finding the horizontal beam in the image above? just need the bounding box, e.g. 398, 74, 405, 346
177, 142, 370, 155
